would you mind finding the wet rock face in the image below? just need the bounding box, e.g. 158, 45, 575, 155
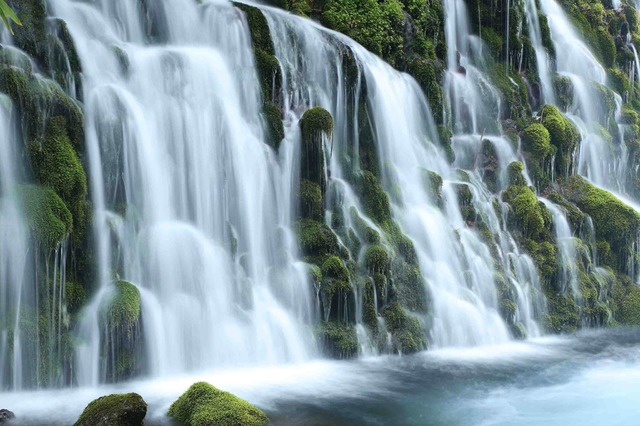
0, 410, 15, 424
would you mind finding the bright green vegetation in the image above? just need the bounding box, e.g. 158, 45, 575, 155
168, 382, 268, 426
316, 321, 359, 358
0, 0, 21, 34
382, 302, 426, 353
300, 107, 333, 190
561, 176, 640, 273
521, 123, 554, 159
18, 184, 72, 247
74, 393, 147, 426
539, 105, 580, 176
106, 281, 141, 332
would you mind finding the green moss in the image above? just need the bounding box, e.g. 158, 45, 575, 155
621, 285, 640, 325
407, 57, 444, 121
507, 161, 528, 187
554, 75, 573, 111
381, 302, 425, 353
321, 0, 405, 66
365, 245, 391, 274
299, 179, 323, 221
168, 382, 268, 426
315, 321, 358, 358
540, 105, 580, 175
521, 123, 554, 159
393, 261, 427, 312
421, 169, 443, 205
300, 107, 333, 188
544, 293, 580, 334
106, 281, 141, 330
18, 184, 72, 247
65, 281, 86, 314
74, 393, 147, 426
561, 176, 640, 272
262, 102, 284, 150
357, 171, 392, 226
296, 219, 339, 260
502, 184, 546, 238
321, 256, 350, 282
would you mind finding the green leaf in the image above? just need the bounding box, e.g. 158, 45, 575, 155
0, 0, 21, 35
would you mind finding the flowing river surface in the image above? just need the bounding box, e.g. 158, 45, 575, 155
4, 327, 640, 425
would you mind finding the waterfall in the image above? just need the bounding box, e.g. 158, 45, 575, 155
523, 0, 556, 106
49, 0, 315, 385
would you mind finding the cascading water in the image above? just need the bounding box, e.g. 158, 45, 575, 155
523, 0, 556, 106
49, 0, 316, 385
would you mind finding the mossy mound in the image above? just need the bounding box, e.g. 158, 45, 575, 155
168, 382, 268, 426
561, 176, 640, 273
106, 281, 141, 330
300, 107, 333, 189
521, 123, 554, 159
381, 302, 425, 353
539, 105, 580, 175
18, 184, 72, 247
502, 184, 548, 239
315, 321, 358, 359
74, 393, 147, 426
298, 179, 324, 221
365, 245, 390, 274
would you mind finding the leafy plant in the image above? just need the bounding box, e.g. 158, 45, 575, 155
0, 0, 21, 34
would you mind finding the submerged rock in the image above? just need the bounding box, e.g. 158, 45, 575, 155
74, 393, 147, 426
0, 409, 15, 424
168, 382, 268, 426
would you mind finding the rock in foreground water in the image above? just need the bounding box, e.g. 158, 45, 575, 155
0, 409, 15, 424
74, 393, 147, 426
168, 382, 268, 426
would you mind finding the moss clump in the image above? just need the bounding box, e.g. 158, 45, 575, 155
407, 57, 444, 121
29, 116, 87, 242
357, 171, 392, 226
421, 169, 443, 205
296, 219, 339, 261
622, 287, 640, 326
365, 245, 390, 274
262, 102, 284, 150
544, 293, 580, 334
168, 382, 268, 426
321, 0, 405, 67
74, 393, 147, 426
107, 281, 141, 330
539, 105, 580, 175
300, 107, 333, 189
65, 281, 87, 314
521, 123, 554, 159
507, 162, 527, 187
381, 302, 425, 353
502, 184, 547, 238
561, 176, 640, 272
298, 179, 323, 221
321, 256, 350, 282
316, 321, 358, 358
18, 184, 72, 247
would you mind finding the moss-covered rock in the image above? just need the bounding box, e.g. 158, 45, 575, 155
315, 321, 358, 358
296, 219, 339, 260
421, 169, 443, 205
357, 170, 392, 226
502, 184, 547, 238
521, 123, 554, 159
17, 184, 72, 247
300, 107, 333, 190
561, 176, 640, 273
539, 105, 580, 176
106, 281, 141, 330
168, 382, 268, 426
298, 179, 324, 221
365, 245, 390, 274
381, 302, 425, 353
74, 393, 147, 426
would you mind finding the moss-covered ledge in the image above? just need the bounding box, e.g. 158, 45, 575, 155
560, 176, 640, 273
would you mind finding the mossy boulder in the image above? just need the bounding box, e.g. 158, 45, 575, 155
507, 161, 527, 187
296, 219, 339, 260
74, 393, 147, 426
17, 184, 72, 247
300, 107, 333, 189
381, 302, 425, 353
315, 321, 358, 359
168, 382, 268, 426
539, 105, 580, 175
106, 281, 141, 331
521, 123, 554, 159
298, 179, 323, 221
357, 171, 392, 226
365, 245, 390, 274
502, 184, 547, 239
420, 169, 443, 205
561, 176, 640, 273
